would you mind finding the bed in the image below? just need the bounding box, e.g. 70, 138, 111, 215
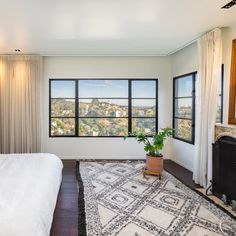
0, 153, 63, 236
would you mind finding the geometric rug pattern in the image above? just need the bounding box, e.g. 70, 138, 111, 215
78, 161, 235, 236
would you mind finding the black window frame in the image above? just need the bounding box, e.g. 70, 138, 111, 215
216, 64, 224, 124
173, 72, 197, 144
49, 79, 158, 138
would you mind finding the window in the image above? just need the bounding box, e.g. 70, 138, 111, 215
49, 79, 158, 137
173, 72, 196, 144
131, 80, 157, 134
216, 64, 224, 123
50, 80, 76, 136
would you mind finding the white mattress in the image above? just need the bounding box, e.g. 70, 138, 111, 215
0, 153, 63, 236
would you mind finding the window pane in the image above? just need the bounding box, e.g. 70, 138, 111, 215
79, 80, 128, 98
219, 77, 223, 96
51, 99, 75, 117
175, 76, 192, 97
216, 76, 223, 123
174, 98, 192, 119
216, 96, 222, 123
174, 118, 192, 141
132, 81, 156, 98
132, 99, 156, 117
79, 99, 128, 117
51, 80, 75, 98
51, 118, 75, 136
79, 118, 128, 136
132, 118, 156, 134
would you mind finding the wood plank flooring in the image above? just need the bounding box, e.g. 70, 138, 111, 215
164, 159, 200, 189
50, 159, 198, 236
50, 160, 78, 236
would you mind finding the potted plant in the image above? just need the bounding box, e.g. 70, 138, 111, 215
124, 128, 174, 173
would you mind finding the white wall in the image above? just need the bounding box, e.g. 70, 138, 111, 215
169, 25, 236, 171
170, 43, 198, 171
41, 25, 236, 166
41, 56, 172, 159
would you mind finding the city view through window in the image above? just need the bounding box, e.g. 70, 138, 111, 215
50, 80, 157, 137
173, 71, 223, 144
173, 73, 196, 143
50, 77, 222, 139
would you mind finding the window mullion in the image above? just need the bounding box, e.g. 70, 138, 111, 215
155, 80, 158, 132
128, 80, 132, 133
49, 82, 52, 137
192, 73, 196, 143
75, 80, 79, 137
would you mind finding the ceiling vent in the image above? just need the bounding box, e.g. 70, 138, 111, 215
222, 0, 236, 8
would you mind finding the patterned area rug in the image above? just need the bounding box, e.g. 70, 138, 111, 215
77, 161, 235, 236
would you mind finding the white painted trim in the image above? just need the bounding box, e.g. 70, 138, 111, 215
167, 27, 222, 55
0, 54, 40, 56
59, 155, 146, 160
41, 54, 167, 57
42, 28, 222, 57
59, 155, 173, 162
1, 28, 221, 57
167, 38, 198, 55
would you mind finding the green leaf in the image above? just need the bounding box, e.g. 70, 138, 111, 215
123, 127, 174, 155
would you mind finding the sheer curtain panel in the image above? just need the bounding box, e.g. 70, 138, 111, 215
193, 28, 222, 188
0, 55, 42, 153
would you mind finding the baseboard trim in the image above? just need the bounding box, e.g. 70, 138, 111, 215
59, 155, 146, 160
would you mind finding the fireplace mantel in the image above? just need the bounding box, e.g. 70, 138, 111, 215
215, 124, 236, 141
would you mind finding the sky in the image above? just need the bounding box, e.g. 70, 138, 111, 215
175, 76, 193, 97
51, 80, 156, 98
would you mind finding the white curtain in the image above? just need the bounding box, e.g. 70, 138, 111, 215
0, 55, 42, 153
193, 28, 222, 188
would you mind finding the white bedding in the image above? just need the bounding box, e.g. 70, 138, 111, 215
0, 153, 63, 236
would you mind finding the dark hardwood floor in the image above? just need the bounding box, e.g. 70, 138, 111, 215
164, 159, 200, 189
50, 160, 78, 236
50, 159, 198, 236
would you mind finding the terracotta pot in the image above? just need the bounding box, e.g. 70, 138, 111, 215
146, 154, 163, 173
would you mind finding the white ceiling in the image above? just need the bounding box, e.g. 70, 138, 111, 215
0, 0, 236, 56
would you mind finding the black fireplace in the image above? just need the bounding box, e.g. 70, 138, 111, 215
212, 136, 236, 203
